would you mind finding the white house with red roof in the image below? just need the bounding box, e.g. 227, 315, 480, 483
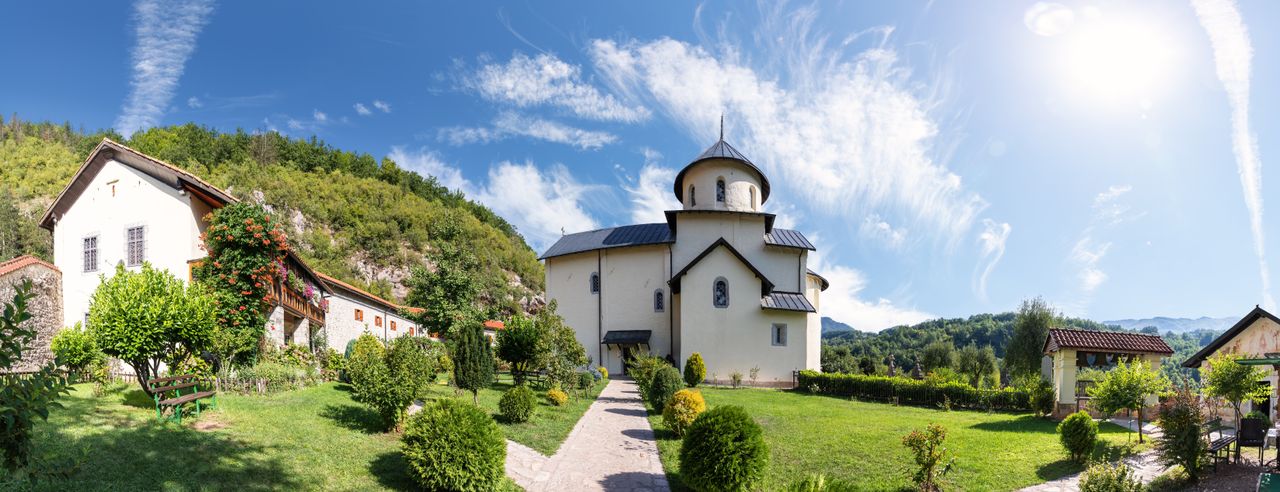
541, 136, 827, 386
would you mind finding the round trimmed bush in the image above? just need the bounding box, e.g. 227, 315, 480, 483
648, 365, 685, 410
598, 366, 609, 380
547, 388, 568, 406
663, 389, 706, 436
577, 371, 596, 390
1058, 410, 1098, 462
499, 384, 537, 423
402, 399, 506, 491
679, 405, 768, 492
684, 352, 706, 387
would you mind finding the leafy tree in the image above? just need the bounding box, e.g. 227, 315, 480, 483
955, 344, 998, 388
1155, 388, 1207, 480
534, 301, 586, 388
496, 315, 544, 384
195, 202, 291, 368
88, 263, 217, 394
0, 280, 70, 475
1086, 358, 1170, 443
350, 335, 437, 430
820, 344, 858, 374
920, 340, 955, 372
404, 214, 481, 337
1006, 297, 1055, 378
1202, 353, 1270, 430
452, 320, 494, 404
0, 189, 50, 261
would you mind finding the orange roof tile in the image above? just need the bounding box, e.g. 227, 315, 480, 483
0, 255, 59, 277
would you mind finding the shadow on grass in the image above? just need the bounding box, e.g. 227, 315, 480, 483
319, 403, 386, 434
334, 383, 356, 393
27, 417, 311, 491
121, 389, 155, 409
1034, 440, 1141, 480
370, 451, 416, 491
967, 415, 1056, 433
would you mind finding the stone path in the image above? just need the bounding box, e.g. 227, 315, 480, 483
506, 378, 669, 491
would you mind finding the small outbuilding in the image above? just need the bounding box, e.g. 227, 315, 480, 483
1043, 328, 1173, 419
1182, 306, 1280, 422
0, 255, 63, 372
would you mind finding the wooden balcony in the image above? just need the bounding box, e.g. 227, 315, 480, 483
273, 281, 326, 326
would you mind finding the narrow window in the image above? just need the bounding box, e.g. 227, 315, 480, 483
83, 236, 98, 272
654, 289, 665, 312
772, 323, 788, 346
590, 272, 600, 294
391, 320, 397, 331
689, 185, 696, 206
716, 178, 725, 203
750, 186, 757, 210
713, 277, 729, 308
125, 226, 146, 266
355, 309, 363, 321
375, 316, 383, 328
409, 327, 415, 336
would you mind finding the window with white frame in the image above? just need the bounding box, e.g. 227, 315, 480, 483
771, 323, 787, 346
125, 226, 146, 266
654, 289, 664, 312
590, 272, 600, 294
83, 235, 98, 272
713, 277, 729, 308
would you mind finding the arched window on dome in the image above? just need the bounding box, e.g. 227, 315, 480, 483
716, 178, 725, 203
689, 185, 696, 206
654, 289, 664, 312
712, 277, 729, 308
749, 186, 757, 211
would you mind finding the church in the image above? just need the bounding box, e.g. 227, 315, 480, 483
541, 135, 827, 386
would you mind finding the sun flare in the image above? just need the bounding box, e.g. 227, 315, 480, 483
1060, 14, 1179, 104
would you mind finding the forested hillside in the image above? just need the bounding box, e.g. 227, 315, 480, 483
0, 116, 544, 314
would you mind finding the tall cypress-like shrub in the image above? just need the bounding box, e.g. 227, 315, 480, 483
684, 353, 706, 387
453, 321, 494, 404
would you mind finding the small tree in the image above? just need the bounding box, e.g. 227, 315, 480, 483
403, 214, 481, 338
955, 344, 998, 388
921, 341, 955, 371
50, 322, 102, 378
534, 301, 586, 388
902, 423, 956, 492
496, 314, 544, 384
1057, 411, 1098, 462
89, 263, 217, 394
0, 280, 70, 476
858, 355, 876, 375
1202, 353, 1270, 431
1086, 358, 1170, 443
1155, 387, 1207, 480
1006, 297, 1055, 378
684, 352, 706, 387
452, 320, 494, 404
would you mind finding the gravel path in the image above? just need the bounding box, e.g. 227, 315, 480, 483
506, 378, 669, 491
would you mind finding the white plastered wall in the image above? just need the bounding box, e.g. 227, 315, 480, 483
671, 214, 805, 293
545, 252, 604, 371
681, 159, 763, 212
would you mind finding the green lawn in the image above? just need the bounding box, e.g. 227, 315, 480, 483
649, 387, 1145, 491
420, 374, 605, 455
12, 376, 602, 490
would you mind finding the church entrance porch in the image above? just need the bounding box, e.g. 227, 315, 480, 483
602, 330, 652, 375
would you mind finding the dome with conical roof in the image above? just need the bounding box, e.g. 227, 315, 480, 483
672, 138, 771, 210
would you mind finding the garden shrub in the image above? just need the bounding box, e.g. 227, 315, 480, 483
346, 333, 385, 385
236, 361, 319, 392
629, 354, 667, 396
647, 365, 684, 410
796, 370, 1032, 412
679, 405, 768, 492
499, 385, 537, 423
50, 323, 101, 377
684, 352, 706, 387
317, 347, 345, 381
1017, 375, 1056, 417
662, 389, 706, 436
1155, 388, 1207, 480
547, 388, 568, 406
576, 371, 596, 391
730, 370, 744, 388
784, 474, 858, 492
402, 398, 506, 491
598, 366, 608, 380
453, 321, 495, 403
902, 423, 955, 492
346, 334, 436, 429
1079, 462, 1142, 492
1247, 410, 1271, 428
1058, 411, 1098, 462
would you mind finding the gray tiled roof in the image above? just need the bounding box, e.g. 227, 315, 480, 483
539, 223, 674, 260
761, 292, 816, 312
764, 228, 815, 250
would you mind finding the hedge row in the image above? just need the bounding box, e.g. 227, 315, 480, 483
797, 370, 1031, 411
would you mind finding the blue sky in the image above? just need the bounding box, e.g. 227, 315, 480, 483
3, 0, 1279, 330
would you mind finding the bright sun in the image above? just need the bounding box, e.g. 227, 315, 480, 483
1059, 14, 1178, 104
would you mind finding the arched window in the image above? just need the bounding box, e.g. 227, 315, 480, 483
716, 178, 726, 203
749, 186, 757, 210
689, 185, 696, 206
654, 289, 664, 312
590, 272, 600, 294
712, 277, 729, 308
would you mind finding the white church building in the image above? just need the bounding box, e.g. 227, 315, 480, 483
542, 136, 827, 386
38, 138, 418, 352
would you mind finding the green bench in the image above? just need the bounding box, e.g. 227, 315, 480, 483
146, 374, 217, 423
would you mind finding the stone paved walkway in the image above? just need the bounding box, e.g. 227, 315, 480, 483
506, 378, 669, 491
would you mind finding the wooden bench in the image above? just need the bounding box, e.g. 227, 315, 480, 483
146, 374, 217, 423
1205, 417, 1237, 471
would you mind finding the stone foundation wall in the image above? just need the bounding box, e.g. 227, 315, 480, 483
0, 262, 63, 372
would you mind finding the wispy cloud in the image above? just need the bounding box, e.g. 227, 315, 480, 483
1192, 0, 1275, 310
1024, 2, 1075, 37
622, 154, 680, 223
439, 112, 617, 150
187, 96, 203, 109
1064, 185, 1143, 313
808, 245, 934, 331
388, 146, 469, 192
115, 0, 215, 136
860, 214, 907, 250
973, 219, 1012, 302
354, 103, 372, 116
466, 52, 650, 123
372, 100, 391, 113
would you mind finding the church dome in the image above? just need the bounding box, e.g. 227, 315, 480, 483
672, 138, 771, 206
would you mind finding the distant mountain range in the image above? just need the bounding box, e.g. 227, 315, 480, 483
821, 317, 856, 334
1102, 316, 1238, 334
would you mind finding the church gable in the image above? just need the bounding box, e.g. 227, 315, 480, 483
668, 238, 773, 296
